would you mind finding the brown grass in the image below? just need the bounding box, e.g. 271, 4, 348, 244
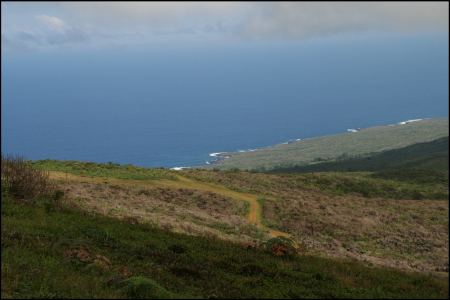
52, 174, 267, 243
182, 169, 448, 273
261, 191, 448, 273
47, 169, 448, 274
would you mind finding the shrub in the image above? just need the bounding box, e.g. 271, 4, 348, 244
168, 244, 186, 254
239, 263, 264, 276
170, 266, 202, 278
123, 276, 173, 299
1, 154, 53, 202
371, 168, 449, 185
264, 237, 298, 257
53, 190, 65, 202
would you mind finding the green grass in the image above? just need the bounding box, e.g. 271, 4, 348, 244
2, 195, 448, 299
210, 118, 448, 170
32, 160, 177, 181
185, 169, 448, 200
267, 136, 449, 200
256, 197, 284, 231
297, 172, 448, 200
270, 136, 449, 174
31, 157, 449, 201
371, 168, 448, 185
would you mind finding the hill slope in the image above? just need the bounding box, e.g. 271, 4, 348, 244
2, 194, 448, 299
209, 118, 449, 170
21, 160, 449, 273
270, 136, 449, 173
2, 159, 449, 298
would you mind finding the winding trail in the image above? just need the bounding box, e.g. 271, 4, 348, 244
49, 171, 291, 239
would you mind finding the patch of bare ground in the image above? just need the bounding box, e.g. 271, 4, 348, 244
58, 180, 266, 243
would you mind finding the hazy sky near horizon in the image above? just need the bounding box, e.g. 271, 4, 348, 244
2, 2, 449, 52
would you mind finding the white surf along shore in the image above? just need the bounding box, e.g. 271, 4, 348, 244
170, 118, 428, 170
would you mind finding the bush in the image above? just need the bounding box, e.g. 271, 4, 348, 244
1, 154, 53, 202
123, 276, 173, 299
264, 237, 298, 257
168, 244, 186, 254
371, 168, 449, 185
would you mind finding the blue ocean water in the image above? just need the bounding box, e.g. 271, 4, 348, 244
2, 33, 448, 168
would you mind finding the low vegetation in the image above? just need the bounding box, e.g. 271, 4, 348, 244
2, 158, 448, 298
186, 169, 448, 200
371, 168, 448, 185
270, 136, 449, 174
297, 172, 448, 200
32, 159, 177, 181
2, 194, 448, 298
57, 179, 260, 243
183, 169, 449, 273
210, 118, 448, 170
1, 154, 54, 202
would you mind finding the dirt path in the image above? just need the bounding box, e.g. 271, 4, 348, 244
49, 171, 291, 239
169, 176, 291, 238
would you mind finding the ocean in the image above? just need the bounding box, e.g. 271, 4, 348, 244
2, 33, 448, 168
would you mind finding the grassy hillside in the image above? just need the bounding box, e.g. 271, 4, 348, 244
188, 168, 448, 201
184, 169, 449, 273
270, 136, 449, 174
29, 160, 265, 243
2, 158, 448, 298
32, 160, 177, 181
26, 160, 450, 272
2, 194, 448, 299
210, 118, 449, 170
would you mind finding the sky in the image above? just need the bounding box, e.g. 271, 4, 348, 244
1, 2, 449, 52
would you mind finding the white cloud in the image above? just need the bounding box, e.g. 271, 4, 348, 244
3, 14, 89, 51
58, 2, 448, 39
240, 2, 449, 40
61, 2, 249, 25
2, 2, 449, 51
36, 15, 67, 33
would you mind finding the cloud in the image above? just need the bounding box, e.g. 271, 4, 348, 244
17, 30, 41, 44
2, 14, 89, 51
240, 2, 449, 40
1, 33, 36, 53
2, 2, 448, 52
36, 15, 67, 33
61, 2, 249, 26
59, 2, 448, 39
35, 15, 89, 45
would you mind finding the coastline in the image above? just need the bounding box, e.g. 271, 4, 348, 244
170, 117, 442, 171
200, 117, 432, 168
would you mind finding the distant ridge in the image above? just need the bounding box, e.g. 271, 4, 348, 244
208, 118, 449, 170
269, 136, 448, 173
